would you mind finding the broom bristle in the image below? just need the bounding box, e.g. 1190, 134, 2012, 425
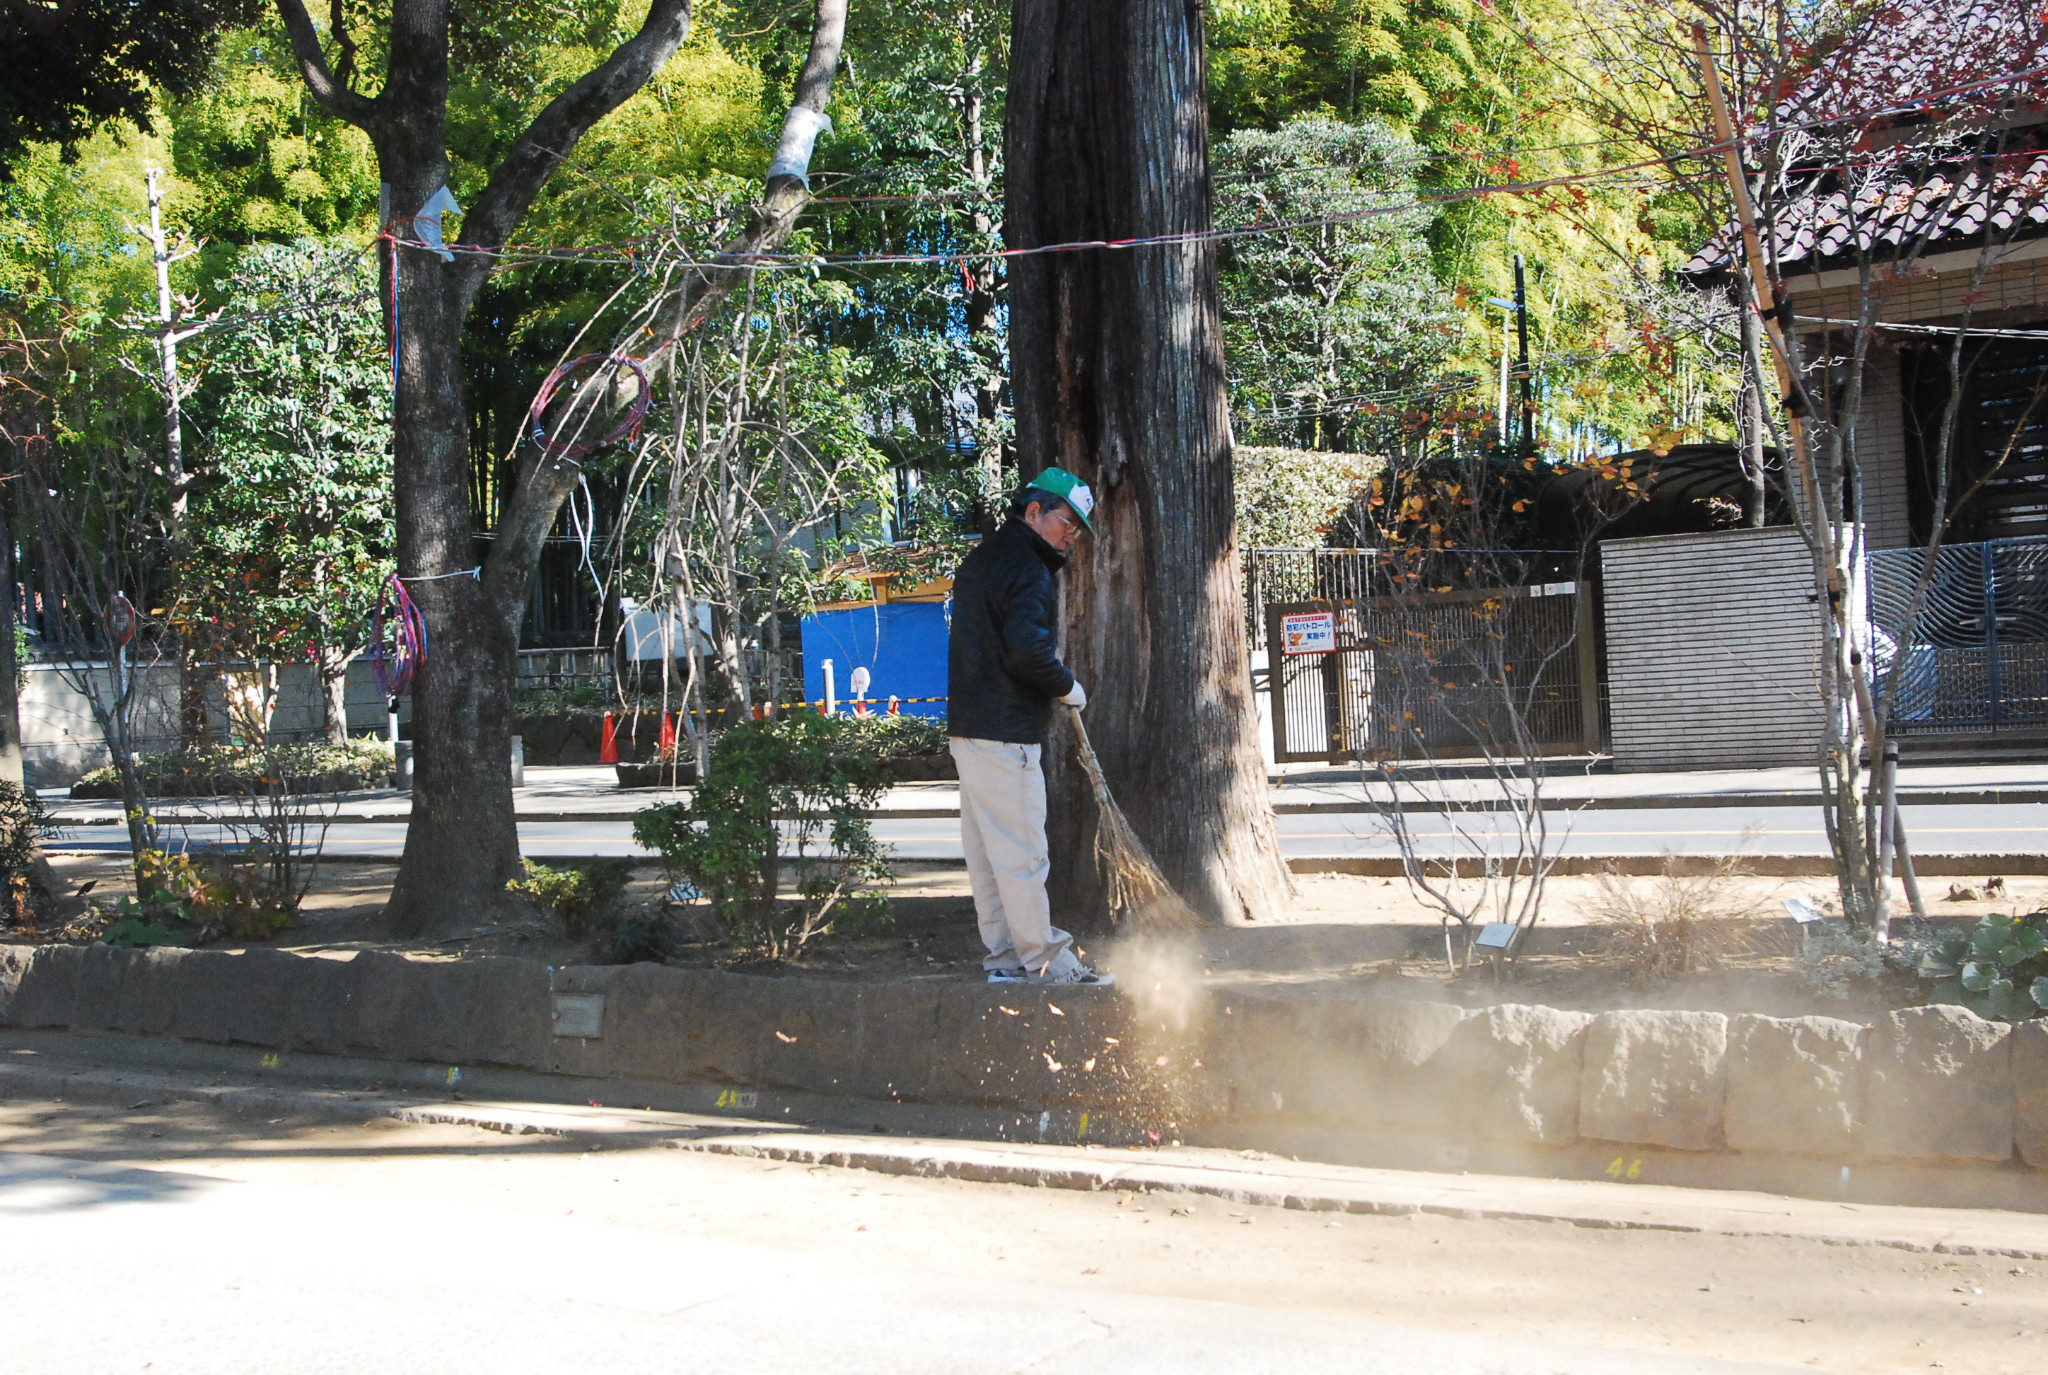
1070, 709, 1205, 932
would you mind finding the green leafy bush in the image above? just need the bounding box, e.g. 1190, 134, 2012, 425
633, 711, 893, 960
0, 781, 54, 870
75, 740, 395, 796
95, 847, 296, 947
839, 712, 948, 760
509, 858, 632, 939
1915, 912, 2048, 1020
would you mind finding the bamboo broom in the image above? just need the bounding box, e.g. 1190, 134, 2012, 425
1066, 705, 1204, 932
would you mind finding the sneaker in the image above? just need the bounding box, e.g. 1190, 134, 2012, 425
986, 968, 1029, 984
1027, 963, 1116, 988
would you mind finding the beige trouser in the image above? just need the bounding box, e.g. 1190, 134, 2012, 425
949, 737, 1082, 976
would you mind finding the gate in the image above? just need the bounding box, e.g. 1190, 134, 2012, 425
1265, 584, 1601, 763
1869, 535, 2048, 736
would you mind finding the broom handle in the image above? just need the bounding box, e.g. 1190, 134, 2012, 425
1067, 704, 1112, 794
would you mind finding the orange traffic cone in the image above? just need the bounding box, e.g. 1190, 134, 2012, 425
887, 695, 900, 715
659, 712, 676, 754
599, 712, 619, 764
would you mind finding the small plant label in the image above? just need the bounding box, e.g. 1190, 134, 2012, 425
550, 993, 606, 1039
1783, 898, 1823, 924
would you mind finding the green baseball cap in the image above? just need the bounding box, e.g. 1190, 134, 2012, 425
1024, 466, 1095, 533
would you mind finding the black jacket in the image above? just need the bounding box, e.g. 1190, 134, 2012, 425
946, 518, 1075, 744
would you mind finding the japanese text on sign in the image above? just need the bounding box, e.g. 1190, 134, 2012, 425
1281, 611, 1336, 655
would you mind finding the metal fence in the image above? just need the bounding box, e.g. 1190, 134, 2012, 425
1264, 585, 1600, 763
1244, 549, 1375, 653
1869, 535, 2048, 736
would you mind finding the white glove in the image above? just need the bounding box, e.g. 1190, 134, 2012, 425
1062, 680, 1087, 709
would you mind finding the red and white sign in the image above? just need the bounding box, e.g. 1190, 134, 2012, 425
1280, 610, 1337, 655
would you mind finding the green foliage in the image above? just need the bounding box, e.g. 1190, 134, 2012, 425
1916, 913, 2048, 1022
1, 0, 257, 171
1215, 116, 1458, 454
509, 858, 633, 938
632, 711, 893, 960
0, 782, 55, 871
185, 238, 393, 673
75, 740, 394, 795
99, 846, 295, 946
167, 24, 380, 246
838, 711, 948, 760
1236, 446, 1382, 549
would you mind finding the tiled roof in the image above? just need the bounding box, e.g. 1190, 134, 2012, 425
1684, 0, 2048, 280
1684, 144, 2048, 278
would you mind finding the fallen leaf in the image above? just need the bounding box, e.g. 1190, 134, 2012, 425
1047, 1003, 1065, 1016
999, 1006, 1020, 1016
1082, 1058, 1097, 1072
775, 1031, 796, 1043
1044, 1053, 1063, 1072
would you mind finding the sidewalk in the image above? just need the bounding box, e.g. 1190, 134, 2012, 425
8, 1050, 2046, 1261
45, 759, 2048, 826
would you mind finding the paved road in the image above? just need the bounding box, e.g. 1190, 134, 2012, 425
0, 1149, 1828, 1375
47, 799, 2048, 861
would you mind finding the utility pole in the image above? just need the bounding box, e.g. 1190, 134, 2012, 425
1513, 253, 1536, 456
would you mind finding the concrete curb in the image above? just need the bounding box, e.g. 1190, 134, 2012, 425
7, 1055, 2046, 1260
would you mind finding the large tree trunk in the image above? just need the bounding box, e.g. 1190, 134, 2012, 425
1007, 0, 1291, 927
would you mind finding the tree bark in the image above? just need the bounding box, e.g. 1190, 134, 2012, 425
1007, 0, 1291, 927
277, 0, 700, 934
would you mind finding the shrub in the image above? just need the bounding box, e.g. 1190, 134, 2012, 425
508, 858, 633, 938
1914, 911, 2048, 1020
839, 711, 948, 760
96, 847, 296, 946
633, 710, 893, 960
1586, 857, 1770, 981
74, 740, 394, 796
0, 781, 54, 870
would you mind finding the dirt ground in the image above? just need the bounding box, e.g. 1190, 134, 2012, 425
0, 1092, 2038, 1374
36, 854, 2023, 1019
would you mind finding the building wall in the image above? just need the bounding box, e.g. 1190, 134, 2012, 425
1601, 527, 1828, 771
20, 659, 409, 789
1797, 246, 2048, 553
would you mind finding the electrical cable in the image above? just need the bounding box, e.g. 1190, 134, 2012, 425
527, 353, 651, 459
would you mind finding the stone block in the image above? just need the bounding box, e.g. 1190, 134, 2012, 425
343, 951, 432, 1059
286, 955, 356, 1055
442, 958, 550, 1068
1724, 1014, 1863, 1156
225, 948, 299, 1047
750, 977, 944, 1101
1863, 1005, 2012, 1162
9, 944, 85, 1028
111, 947, 185, 1036
70, 943, 130, 1031
607, 964, 705, 1083
2014, 1021, 2048, 1170
1444, 1003, 1593, 1145
1579, 1010, 1729, 1151
545, 965, 628, 1078
0, 944, 32, 1023
931, 983, 1130, 1108
171, 949, 242, 1044
1338, 996, 1470, 1127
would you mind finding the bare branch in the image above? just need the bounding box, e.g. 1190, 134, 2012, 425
275, 0, 376, 128
461, 0, 696, 258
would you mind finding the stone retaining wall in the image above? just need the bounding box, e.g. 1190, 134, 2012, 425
4, 942, 2043, 1172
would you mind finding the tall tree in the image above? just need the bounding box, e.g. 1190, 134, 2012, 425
1, 0, 256, 171
1008, 0, 1291, 926
272, 0, 848, 935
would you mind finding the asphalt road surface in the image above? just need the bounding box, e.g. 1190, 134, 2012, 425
8, 1092, 2034, 1374
46, 800, 2048, 861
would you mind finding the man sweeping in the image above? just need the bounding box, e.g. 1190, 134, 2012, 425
946, 468, 1115, 988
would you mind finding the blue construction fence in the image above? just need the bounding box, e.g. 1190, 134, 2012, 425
799, 601, 949, 719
